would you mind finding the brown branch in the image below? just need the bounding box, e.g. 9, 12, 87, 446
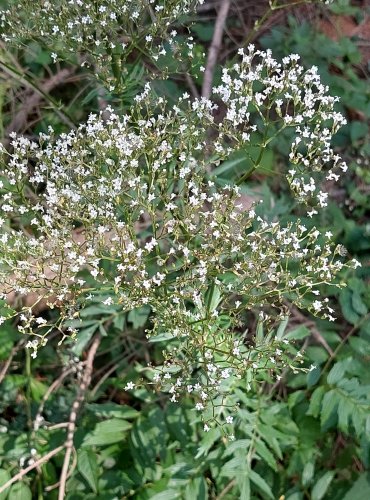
58, 334, 101, 500
0, 446, 65, 495
3, 67, 75, 146
283, 300, 334, 355
45, 448, 77, 492
290, 305, 334, 355
216, 478, 236, 500
202, 0, 232, 99
0, 339, 25, 384
34, 367, 75, 430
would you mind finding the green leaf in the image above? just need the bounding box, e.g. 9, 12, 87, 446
307, 386, 326, 418
86, 403, 139, 419
150, 491, 181, 500
342, 473, 370, 500
307, 366, 322, 388
276, 316, 289, 340
185, 477, 208, 500
249, 470, 274, 499
148, 332, 176, 343
195, 428, 221, 458
239, 475, 250, 500
350, 121, 368, 144
205, 282, 221, 313
128, 305, 151, 329
0, 469, 11, 500
320, 390, 339, 427
30, 378, 47, 402
302, 462, 315, 487
191, 23, 215, 42
311, 471, 335, 500
337, 396, 353, 434
327, 362, 346, 385
213, 150, 251, 177
254, 438, 277, 471
352, 291, 368, 316
71, 325, 98, 356
8, 483, 32, 500
83, 419, 131, 446
285, 325, 310, 341
77, 449, 98, 493
339, 289, 360, 325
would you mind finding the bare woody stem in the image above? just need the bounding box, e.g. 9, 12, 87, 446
0, 446, 65, 495
201, 0, 232, 99
58, 334, 101, 500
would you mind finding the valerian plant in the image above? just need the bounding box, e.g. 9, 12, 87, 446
0, 0, 333, 92
0, 0, 205, 91
0, 41, 359, 431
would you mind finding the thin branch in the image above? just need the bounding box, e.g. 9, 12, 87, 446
321, 314, 370, 375
185, 72, 200, 99
216, 478, 236, 500
58, 334, 101, 500
0, 446, 65, 495
0, 340, 25, 384
4, 67, 75, 140
201, 0, 232, 99
0, 60, 76, 144
45, 448, 77, 492
34, 367, 75, 430
288, 303, 334, 355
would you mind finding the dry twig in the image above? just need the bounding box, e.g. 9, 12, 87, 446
58, 334, 101, 500
288, 304, 334, 355
0, 446, 65, 495
0, 339, 25, 384
202, 0, 232, 98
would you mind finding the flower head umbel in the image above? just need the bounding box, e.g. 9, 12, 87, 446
0, 47, 356, 424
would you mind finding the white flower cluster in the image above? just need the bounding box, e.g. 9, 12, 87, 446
0, 0, 203, 88
214, 46, 347, 207
0, 48, 356, 424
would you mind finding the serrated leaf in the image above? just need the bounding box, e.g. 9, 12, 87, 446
339, 289, 360, 325
307, 366, 321, 388
239, 475, 251, 500
77, 449, 98, 493
327, 362, 346, 385
285, 325, 310, 341
337, 396, 353, 434
352, 291, 368, 316
276, 316, 289, 340
249, 470, 274, 499
307, 386, 326, 418
254, 438, 277, 471
321, 390, 339, 427
311, 471, 335, 500
195, 428, 221, 458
